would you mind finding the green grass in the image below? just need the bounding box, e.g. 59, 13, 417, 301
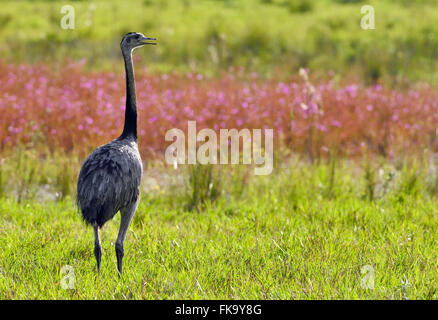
0, 156, 437, 299
1, 0, 438, 82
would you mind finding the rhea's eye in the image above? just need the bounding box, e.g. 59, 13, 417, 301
127, 39, 131, 43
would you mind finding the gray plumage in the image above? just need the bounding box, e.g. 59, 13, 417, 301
76, 32, 156, 275
77, 138, 142, 228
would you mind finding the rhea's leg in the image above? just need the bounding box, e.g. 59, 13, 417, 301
93, 223, 102, 272
115, 198, 140, 275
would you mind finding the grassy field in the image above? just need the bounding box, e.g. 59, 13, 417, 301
0, 158, 437, 299
1, 0, 438, 301
1, 0, 438, 82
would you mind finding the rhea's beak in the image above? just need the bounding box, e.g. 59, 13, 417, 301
140, 36, 157, 45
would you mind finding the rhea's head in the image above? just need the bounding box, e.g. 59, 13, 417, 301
120, 32, 157, 53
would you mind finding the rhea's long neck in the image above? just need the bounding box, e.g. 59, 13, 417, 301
120, 49, 138, 141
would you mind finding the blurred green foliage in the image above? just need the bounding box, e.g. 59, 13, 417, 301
0, 0, 437, 82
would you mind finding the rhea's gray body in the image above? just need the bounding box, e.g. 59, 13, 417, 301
76, 32, 156, 275
77, 138, 142, 228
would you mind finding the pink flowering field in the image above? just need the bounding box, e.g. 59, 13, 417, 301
1, 60, 437, 160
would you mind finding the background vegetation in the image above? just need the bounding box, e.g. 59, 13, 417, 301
0, 0, 437, 299
1, 158, 437, 299
0, 0, 438, 82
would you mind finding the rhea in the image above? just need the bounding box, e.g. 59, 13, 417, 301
77, 32, 156, 274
